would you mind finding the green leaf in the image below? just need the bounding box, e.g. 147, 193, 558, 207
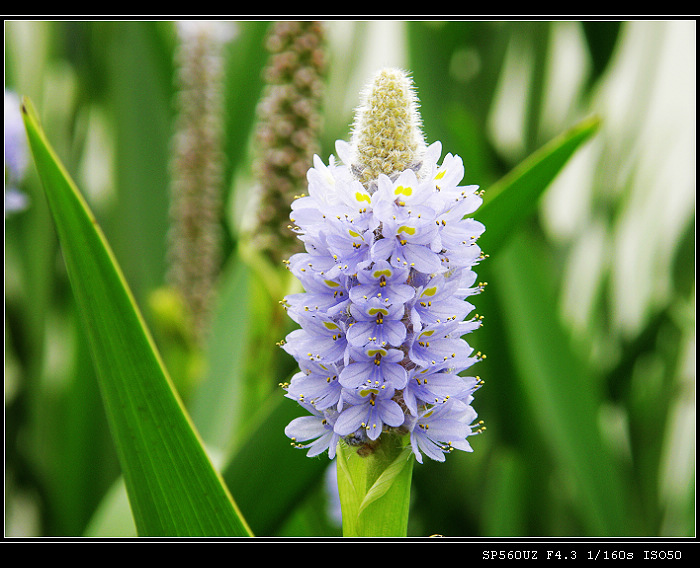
477, 115, 601, 253
336, 434, 414, 537
357, 445, 413, 516
188, 256, 252, 453
491, 232, 632, 535
221, 395, 328, 536
480, 449, 528, 536
102, 21, 175, 306
581, 21, 623, 89
21, 97, 252, 537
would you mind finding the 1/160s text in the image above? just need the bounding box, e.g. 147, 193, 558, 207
482, 549, 683, 561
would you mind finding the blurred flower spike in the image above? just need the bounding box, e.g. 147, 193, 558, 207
281, 68, 487, 463
252, 21, 326, 264
166, 20, 236, 344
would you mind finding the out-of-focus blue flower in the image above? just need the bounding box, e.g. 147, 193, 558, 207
281, 68, 486, 463
5, 89, 29, 215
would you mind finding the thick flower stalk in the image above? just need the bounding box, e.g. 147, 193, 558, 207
281, 68, 486, 468
252, 21, 326, 265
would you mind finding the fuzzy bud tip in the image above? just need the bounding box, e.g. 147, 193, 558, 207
350, 68, 426, 190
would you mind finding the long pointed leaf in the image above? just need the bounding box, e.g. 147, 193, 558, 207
221, 395, 327, 536
493, 232, 631, 535
478, 115, 601, 253
21, 97, 252, 537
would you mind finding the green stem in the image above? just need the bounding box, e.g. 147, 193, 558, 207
336, 433, 414, 537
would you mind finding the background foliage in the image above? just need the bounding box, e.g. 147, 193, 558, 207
5, 19, 695, 537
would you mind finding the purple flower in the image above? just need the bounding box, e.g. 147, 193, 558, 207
283, 310, 348, 365
280, 141, 486, 462
408, 399, 481, 464
280, 69, 486, 463
339, 345, 407, 390
334, 385, 405, 441
346, 296, 407, 349
285, 359, 343, 411
285, 404, 341, 459
403, 368, 480, 417
407, 319, 477, 370
348, 260, 415, 306
409, 272, 477, 332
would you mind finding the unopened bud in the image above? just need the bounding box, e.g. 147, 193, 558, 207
350, 68, 425, 191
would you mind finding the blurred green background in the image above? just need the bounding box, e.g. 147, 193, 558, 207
4, 20, 695, 537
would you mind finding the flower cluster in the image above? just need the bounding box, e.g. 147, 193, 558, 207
280, 135, 487, 463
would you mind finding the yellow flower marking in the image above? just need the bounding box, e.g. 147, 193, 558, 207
420, 286, 438, 297
367, 348, 387, 357
355, 191, 372, 204
360, 388, 379, 398
372, 268, 393, 278
368, 307, 389, 316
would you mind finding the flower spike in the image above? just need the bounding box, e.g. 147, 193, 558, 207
281, 68, 485, 463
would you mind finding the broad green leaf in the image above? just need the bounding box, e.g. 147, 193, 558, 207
491, 232, 631, 535
477, 115, 601, 253
22, 97, 252, 537
336, 434, 414, 537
